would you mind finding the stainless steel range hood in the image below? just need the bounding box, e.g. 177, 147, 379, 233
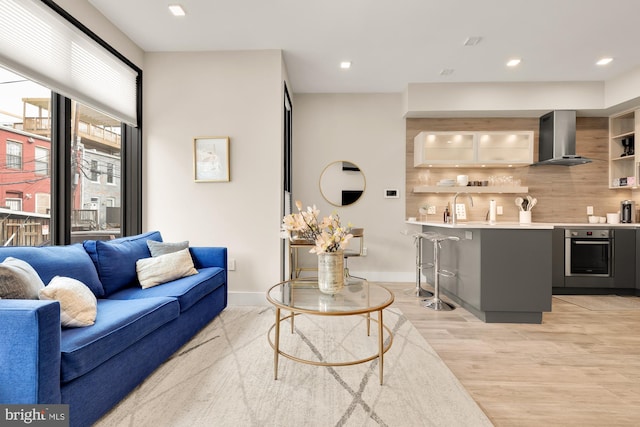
533, 110, 592, 166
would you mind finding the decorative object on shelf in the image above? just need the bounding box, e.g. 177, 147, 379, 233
515, 195, 536, 224
621, 136, 635, 156
194, 136, 230, 182
282, 201, 353, 294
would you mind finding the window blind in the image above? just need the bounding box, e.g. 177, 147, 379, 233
0, 0, 138, 126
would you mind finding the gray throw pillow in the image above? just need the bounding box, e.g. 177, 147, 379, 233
147, 240, 189, 257
0, 257, 45, 299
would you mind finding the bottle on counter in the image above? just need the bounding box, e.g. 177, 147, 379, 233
489, 199, 497, 224
443, 206, 450, 223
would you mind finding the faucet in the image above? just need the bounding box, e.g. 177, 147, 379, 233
452, 192, 474, 225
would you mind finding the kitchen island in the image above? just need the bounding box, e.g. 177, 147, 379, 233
407, 220, 554, 323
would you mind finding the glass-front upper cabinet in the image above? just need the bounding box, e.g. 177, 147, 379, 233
414, 131, 533, 167
476, 132, 533, 164
413, 132, 474, 166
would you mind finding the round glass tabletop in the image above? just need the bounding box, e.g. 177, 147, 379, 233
266, 278, 394, 315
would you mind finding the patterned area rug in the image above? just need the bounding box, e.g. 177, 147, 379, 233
95, 306, 492, 427
555, 295, 640, 311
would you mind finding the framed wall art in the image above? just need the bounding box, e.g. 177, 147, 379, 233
193, 136, 230, 182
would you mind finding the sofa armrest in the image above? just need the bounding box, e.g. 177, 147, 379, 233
189, 246, 227, 270
0, 300, 62, 404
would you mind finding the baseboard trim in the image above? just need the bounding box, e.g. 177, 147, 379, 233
229, 292, 269, 306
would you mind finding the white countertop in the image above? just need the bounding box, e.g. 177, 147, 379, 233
405, 220, 639, 230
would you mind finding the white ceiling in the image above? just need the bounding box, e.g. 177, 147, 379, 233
88, 0, 640, 94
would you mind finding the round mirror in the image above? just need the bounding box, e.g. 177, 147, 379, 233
319, 161, 366, 207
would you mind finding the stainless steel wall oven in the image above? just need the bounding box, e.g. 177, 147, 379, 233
565, 229, 613, 277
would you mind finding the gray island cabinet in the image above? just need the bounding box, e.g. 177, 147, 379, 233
416, 222, 553, 323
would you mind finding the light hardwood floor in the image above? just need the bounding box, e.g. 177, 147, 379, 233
383, 283, 640, 426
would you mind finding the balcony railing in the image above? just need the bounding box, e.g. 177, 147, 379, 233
22, 117, 121, 149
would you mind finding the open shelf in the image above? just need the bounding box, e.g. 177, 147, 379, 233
609, 109, 638, 189
413, 185, 528, 194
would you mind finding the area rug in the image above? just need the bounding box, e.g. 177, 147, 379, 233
95, 306, 492, 427
555, 295, 640, 311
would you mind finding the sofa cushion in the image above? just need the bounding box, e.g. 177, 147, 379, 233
39, 276, 97, 328
147, 240, 189, 257
136, 249, 198, 289
0, 245, 105, 297
59, 296, 179, 383
0, 257, 45, 299
83, 231, 163, 296
108, 267, 225, 312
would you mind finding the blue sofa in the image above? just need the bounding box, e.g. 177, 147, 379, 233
0, 231, 227, 427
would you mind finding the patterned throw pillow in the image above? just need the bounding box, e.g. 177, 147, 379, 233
0, 257, 45, 299
39, 276, 98, 328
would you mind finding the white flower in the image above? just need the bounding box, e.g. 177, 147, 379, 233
282, 201, 353, 253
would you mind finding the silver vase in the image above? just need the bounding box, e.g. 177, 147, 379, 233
317, 251, 344, 294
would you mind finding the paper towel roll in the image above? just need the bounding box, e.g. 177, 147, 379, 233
489, 199, 496, 224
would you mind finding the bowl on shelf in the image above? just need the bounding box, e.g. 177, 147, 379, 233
456, 175, 469, 186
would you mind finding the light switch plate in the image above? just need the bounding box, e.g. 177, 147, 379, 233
587, 206, 594, 215
455, 203, 466, 220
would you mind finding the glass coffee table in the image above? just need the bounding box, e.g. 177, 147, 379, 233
266, 278, 394, 385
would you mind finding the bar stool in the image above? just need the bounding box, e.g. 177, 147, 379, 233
421, 234, 459, 311
404, 232, 435, 298
344, 228, 365, 282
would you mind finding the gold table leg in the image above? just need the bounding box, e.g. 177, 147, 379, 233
274, 307, 280, 380
378, 309, 384, 385
367, 312, 371, 336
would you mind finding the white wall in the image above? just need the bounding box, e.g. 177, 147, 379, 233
605, 67, 640, 109
404, 82, 605, 117
292, 94, 417, 282
144, 50, 286, 304
53, 0, 144, 68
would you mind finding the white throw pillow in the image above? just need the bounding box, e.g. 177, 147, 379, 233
39, 276, 98, 328
136, 248, 198, 289
0, 257, 45, 299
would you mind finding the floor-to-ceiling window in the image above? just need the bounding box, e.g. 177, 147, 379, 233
0, 0, 142, 245
0, 66, 126, 245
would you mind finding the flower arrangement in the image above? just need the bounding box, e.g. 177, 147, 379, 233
282, 201, 353, 254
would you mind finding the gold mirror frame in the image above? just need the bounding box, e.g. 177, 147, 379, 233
319, 161, 366, 207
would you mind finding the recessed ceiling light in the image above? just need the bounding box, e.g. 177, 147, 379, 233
340, 61, 352, 69
596, 57, 613, 66
506, 58, 521, 67
463, 36, 483, 46
168, 4, 186, 16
